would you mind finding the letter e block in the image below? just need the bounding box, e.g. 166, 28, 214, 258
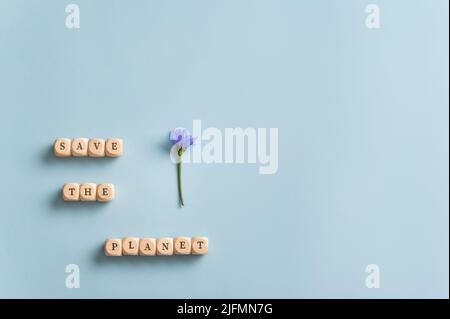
105, 138, 123, 157
97, 183, 115, 202
174, 237, 191, 255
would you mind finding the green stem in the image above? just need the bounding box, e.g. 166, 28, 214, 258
177, 161, 184, 207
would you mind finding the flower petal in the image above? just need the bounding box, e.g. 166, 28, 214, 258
170, 127, 195, 150
170, 128, 189, 144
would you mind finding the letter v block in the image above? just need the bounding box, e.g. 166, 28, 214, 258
88, 138, 105, 157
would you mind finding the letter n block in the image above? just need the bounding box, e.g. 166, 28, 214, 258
157, 238, 174, 256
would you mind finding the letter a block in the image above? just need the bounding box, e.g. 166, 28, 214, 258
139, 238, 156, 256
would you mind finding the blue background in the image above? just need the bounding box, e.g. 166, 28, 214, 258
0, 0, 448, 298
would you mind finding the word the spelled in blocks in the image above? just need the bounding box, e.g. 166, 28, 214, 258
104, 237, 208, 257
54, 138, 123, 157
62, 183, 115, 202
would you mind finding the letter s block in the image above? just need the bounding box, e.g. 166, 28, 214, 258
54, 138, 72, 157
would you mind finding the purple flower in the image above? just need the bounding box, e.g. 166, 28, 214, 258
170, 127, 195, 207
170, 128, 195, 153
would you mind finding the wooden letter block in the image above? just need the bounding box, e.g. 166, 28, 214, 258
79, 183, 97, 201
174, 237, 191, 255
157, 237, 174, 256
88, 138, 105, 157
71, 138, 89, 157
139, 238, 156, 256
104, 239, 122, 256
191, 237, 208, 255
62, 183, 80, 201
97, 183, 115, 202
54, 138, 71, 157
105, 138, 123, 157
122, 237, 139, 256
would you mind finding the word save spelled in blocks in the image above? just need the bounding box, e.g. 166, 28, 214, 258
104, 237, 208, 257
54, 138, 123, 157
62, 183, 115, 202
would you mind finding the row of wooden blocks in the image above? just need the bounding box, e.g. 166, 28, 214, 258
104, 237, 209, 256
62, 183, 115, 201
54, 138, 123, 157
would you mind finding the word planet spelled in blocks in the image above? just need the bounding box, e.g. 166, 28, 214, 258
104, 237, 208, 257
54, 138, 123, 158
62, 183, 115, 202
